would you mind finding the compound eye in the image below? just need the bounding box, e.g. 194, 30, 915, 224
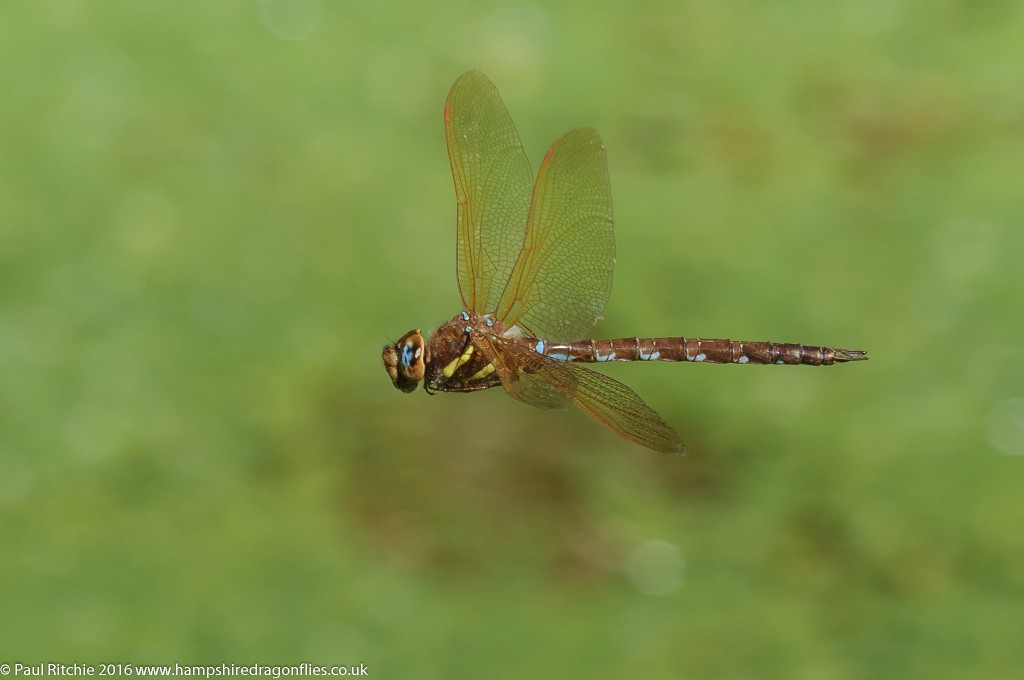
381, 330, 425, 392
401, 340, 421, 368
399, 332, 426, 382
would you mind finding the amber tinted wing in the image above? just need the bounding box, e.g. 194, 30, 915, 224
445, 71, 533, 315
494, 127, 614, 342
474, 334, 684, 454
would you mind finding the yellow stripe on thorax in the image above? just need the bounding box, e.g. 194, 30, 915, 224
442, 344, 475, 378
468, 362, 495, 381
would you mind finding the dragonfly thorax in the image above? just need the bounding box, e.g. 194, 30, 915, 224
383, 311, 512, 396
382, 329, 426, 393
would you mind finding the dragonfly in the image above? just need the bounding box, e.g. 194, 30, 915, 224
382, 71, 866, 454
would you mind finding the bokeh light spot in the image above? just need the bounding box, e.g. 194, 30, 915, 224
987, 397, 1024, 456
626, 539, 685, 596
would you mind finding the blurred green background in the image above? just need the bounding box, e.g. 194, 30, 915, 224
2, 1, 1023, 677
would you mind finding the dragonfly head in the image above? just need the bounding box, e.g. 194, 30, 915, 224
382, 329, 426, 393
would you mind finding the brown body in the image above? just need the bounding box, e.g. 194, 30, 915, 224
389, 312, 866, 399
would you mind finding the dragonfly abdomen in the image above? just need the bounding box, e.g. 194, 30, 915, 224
536, 337, 866, 366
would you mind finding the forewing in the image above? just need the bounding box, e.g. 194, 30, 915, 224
445, 71, 533, 315
475, 335, 684, 454
494, 127, 614, 342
